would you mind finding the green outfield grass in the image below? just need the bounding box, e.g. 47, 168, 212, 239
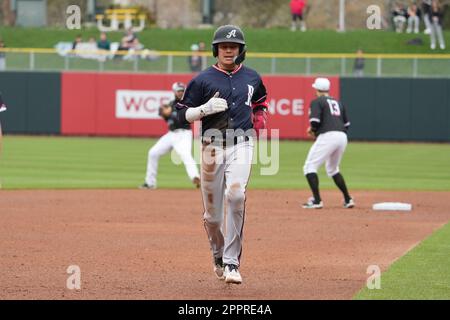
0, 136, 449, 190
1, 27, 449, 54
354, 222, 450, 300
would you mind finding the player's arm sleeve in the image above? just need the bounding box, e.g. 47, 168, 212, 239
251, 79, 269, 135
251, 79, 269, 111
309, 100, 322, 132
175, 79, 203, 125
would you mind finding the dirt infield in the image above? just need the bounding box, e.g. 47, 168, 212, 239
1, 189, 449, 300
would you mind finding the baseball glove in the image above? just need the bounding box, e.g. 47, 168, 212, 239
158, 104, 172, 120
307, 127, 317, 138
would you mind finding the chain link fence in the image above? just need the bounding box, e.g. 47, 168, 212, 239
1, 49, 450, 77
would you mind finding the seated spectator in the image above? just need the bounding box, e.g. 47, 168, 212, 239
75, 37, 99, 60
119, 27, 137, 51
97, 32, 111, 51
188, 43, 202, 73
406, 3, 421, 34
130, 37, 143, 51
392, 3, 407, 33
72, 34, 82, 50
88, 37, 97, 45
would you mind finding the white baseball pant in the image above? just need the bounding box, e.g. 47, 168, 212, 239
303, 131, 348, 177
145, 129, 199, 187
201, 137, 254, 267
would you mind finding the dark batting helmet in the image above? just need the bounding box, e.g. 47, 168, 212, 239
211, 25, 246, 58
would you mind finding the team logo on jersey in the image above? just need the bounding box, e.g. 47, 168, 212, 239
226, 30, 237, 38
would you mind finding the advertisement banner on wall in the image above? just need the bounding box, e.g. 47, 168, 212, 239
61, 72, 339, 139
116, 90, 173, 120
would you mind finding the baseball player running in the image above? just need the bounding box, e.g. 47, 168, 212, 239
175, 25, 268, 284
140, 82, 200, 189
302, 78, 354, 209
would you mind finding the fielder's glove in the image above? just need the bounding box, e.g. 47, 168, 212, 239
159, 104, 172, 120
307, 127, 317, 138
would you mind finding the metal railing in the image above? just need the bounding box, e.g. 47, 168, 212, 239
1, 48, 450, 78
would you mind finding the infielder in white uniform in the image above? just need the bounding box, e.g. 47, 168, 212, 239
302, 78, 354, 209
140, 82, 200, 189
0, 93, 7, 188
175, 25, 268, 284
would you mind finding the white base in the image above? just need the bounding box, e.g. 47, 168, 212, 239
372, 202, 412, 211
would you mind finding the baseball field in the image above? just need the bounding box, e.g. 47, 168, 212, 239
0, 135, 449, 299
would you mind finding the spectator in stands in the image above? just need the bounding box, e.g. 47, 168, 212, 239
188, 43, 202, 73
430, 0, 446, 50
130, 37, 143, 51
72, 34, 82, 50
422, 0, 433, 34
0, 40, 5, 71
119, 27, 137, 51
97, 32, 111, 51
392, 3, 407, 33
406, 3, 421, 34
353, 49, 365, 77
290, 0, 307, 32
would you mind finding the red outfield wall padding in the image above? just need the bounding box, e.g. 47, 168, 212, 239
61, 72, 339, 139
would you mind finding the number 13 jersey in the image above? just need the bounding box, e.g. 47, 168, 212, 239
309, 96, 351, 136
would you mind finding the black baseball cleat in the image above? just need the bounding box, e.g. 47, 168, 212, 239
213, 257, 224, 280
139, 183, 156, 190
192, 177, 201, 189
344, 198, 355, 208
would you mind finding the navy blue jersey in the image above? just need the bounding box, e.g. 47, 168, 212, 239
176, 64, 267, 136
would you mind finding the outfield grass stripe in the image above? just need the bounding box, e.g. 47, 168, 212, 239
1, 136, 449, 190
354, 222, 450, 300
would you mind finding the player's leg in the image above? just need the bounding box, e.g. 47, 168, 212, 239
430, 22, 437, 49
222, 139, 254, 284
435, 23, 446, 49
423, 14, 431, 34
299, 13, 306, 32
325, 132, 354, 208
201, 143, 226, 279
172, 129, 200, 187
406, 16, 413, 33
303, 135, 332, 208
414, 16, 420, 34
143, 132, 173, 188
291, 14, 297, 31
